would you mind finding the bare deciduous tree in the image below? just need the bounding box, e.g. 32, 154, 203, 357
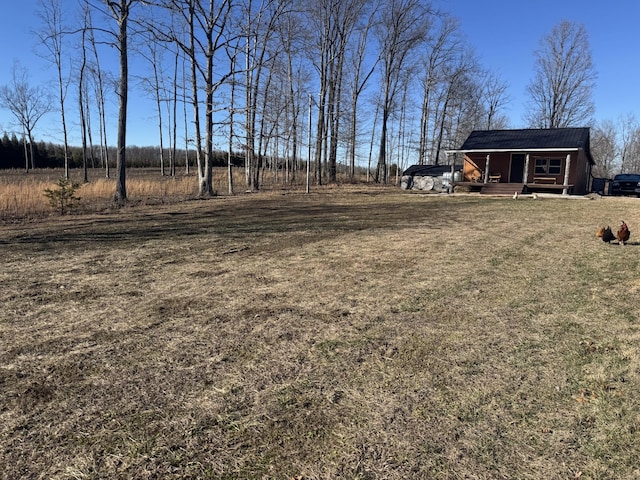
417, 14, 458, 165
36, 0, 72, 179
345, 2, 378, 180
82, 4, 111, 178
431, 50, 479, 164
103, 0, 139, 204
240, 0, 290, 191
0, 63, 51, 171
139, 33, 168, 176
79, 4, 90, 183
617, 114, 640, 173
160, 0, 235, 195
305, 0, 370, 183
273, 9, 308, 185
481, 71, 510, 130
326, 0, 368, 182
373, 0, 429, 183
525, 20, 597, 129
590, 119, 618, 177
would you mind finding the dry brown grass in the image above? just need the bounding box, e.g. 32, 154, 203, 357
1, 188, 640, 479
0, 168, 240, 219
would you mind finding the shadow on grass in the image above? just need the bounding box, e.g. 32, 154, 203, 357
0, 193, 461, 252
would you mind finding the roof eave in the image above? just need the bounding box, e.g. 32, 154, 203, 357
445, 147, 582, 154
445, 147, 596, 166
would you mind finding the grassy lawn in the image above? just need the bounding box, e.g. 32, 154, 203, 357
1, 188, 639, 479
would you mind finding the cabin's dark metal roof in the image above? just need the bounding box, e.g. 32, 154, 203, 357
459, 128, 591, 152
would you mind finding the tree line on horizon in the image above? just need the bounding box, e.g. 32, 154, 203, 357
0, 131, 245, 172
0, 0, 610, 202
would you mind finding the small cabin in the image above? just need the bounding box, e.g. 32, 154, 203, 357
447, 128, 594, 195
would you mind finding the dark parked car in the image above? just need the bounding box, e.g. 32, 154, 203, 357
609, 173, 640, 196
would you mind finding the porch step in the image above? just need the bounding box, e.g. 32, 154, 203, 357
480, 183, 525, 195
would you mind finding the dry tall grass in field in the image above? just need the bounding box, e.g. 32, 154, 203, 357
1, 189, 640, 479
0, 168, 238, 219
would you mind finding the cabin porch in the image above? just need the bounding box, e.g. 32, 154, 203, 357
452, 181, 574, 195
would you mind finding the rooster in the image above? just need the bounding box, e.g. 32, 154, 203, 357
617, 221, 630, 245
600, 226, 616, 243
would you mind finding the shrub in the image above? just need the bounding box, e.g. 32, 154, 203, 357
43, 178, 81, 215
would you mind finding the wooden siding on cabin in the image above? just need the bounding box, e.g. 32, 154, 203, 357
462, 150, 590, 194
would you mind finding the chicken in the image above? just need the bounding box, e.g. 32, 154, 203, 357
617, 221, 630, 245
596, 226, 605, 238
601, 226, 616, 243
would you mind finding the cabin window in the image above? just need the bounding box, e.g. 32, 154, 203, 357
534, 157, 562, 175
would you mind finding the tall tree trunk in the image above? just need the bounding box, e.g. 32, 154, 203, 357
367, 96, 380, 183
150, 44, 165, 176
418, 76, 432, 165
328, 36, 346, 183
108, 0, 133, 205
376, 105, 389, 183
85, 86, 96, 169
228, 54, 236, 195
285, 44, 297, 183
171, 49, 178, 177
244, 31, 253, 188
79, 19, 89, 183
28, 131, 36, 171
199, 0, 217, 198
188, 1, 203, 192
22, 127, 29, 172
182, 51, 190, 175
314, 89, 325, 185
87, 6, 109, 177
37, 0, 71, 179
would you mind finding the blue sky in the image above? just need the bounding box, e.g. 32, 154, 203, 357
1, 0, 640, 147
0, 0, 156, 147
444, 0, 640, 127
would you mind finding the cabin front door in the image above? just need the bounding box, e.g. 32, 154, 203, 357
510, 153, 525, 183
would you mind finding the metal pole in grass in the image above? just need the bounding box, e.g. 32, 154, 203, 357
306, 93, 311, 194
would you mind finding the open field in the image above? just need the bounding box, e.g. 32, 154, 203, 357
0, 167, 365, 220
0, 168, 231, 219
1, 188, 640, 479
